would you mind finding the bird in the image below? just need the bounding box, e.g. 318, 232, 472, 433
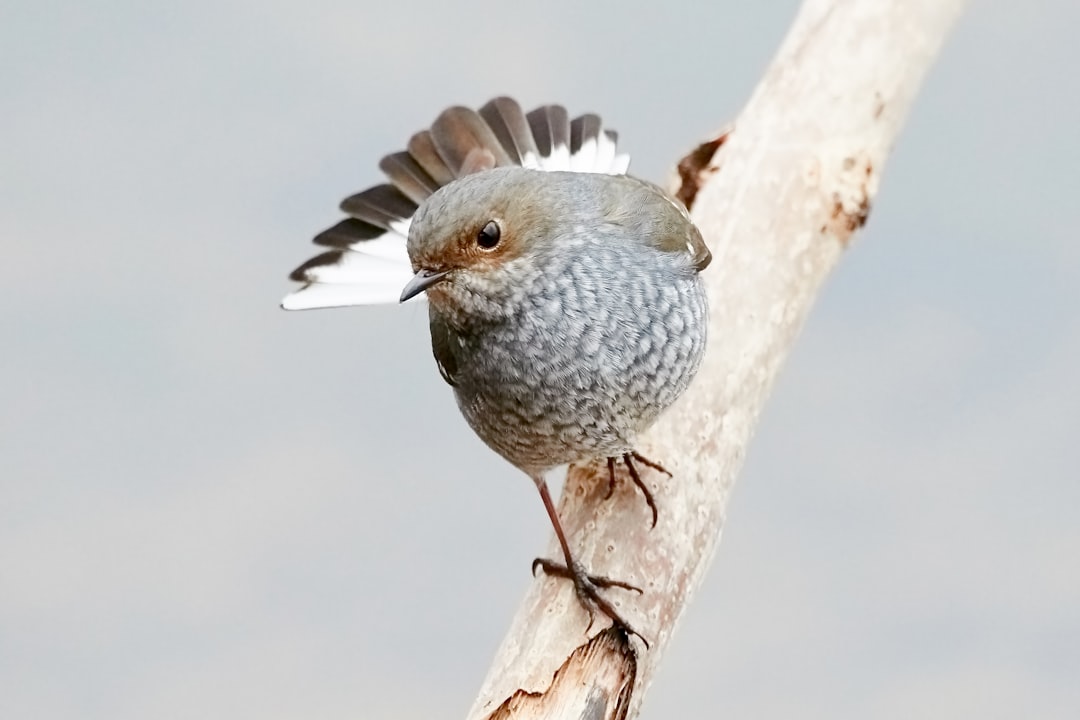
283, 97, 710, 642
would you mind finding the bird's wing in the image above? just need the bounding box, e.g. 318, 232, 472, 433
282, 97, 631, 310
605, 174, 712, 274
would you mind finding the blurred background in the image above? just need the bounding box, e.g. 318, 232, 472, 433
3, 1, 1078, 717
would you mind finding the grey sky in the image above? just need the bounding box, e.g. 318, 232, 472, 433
2, 1, 1078, 718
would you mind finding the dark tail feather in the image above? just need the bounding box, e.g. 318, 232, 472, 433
430, 106, 513, 176
479, 96, 540, 167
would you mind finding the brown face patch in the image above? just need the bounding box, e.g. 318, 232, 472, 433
408, 167, 566, 280
432, 196, 556, 272
426, 215, 518, 273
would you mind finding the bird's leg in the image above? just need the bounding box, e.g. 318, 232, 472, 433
604, 451, 672, 529
530, 476, 648, 647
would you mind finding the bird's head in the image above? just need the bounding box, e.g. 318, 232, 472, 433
401, 167, 569, 325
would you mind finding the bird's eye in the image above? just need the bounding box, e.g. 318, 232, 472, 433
477, 220, 501, 249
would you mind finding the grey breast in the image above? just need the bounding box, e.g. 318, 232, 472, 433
450, 237, 707, 474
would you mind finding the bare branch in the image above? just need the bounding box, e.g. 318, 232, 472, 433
468, 1, 967, 717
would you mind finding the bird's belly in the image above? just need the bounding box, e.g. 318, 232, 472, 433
456, 371, 641, 473
452, 277, 706, 474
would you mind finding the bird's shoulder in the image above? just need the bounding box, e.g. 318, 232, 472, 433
595, 174, 711, 272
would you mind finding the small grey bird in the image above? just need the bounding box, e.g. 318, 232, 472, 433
284, 98, 710, 640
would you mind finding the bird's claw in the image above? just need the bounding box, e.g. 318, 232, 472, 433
604, 451, 671, 528
532, 557, 649, 648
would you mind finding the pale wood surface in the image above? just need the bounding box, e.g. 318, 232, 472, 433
468, 1, 968, 717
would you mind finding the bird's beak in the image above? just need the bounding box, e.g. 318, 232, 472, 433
400, 268, 450, 302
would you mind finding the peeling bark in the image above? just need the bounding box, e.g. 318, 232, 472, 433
486, 629, 637, 720
673, 128, 731, 210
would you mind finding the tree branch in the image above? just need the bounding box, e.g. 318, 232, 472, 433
467, 1, 967, 717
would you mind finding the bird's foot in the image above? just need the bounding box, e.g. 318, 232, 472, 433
531, 557, 649, 648
603, 451, 673, 528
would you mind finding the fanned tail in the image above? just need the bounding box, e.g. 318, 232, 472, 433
282, 97, 631, 310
